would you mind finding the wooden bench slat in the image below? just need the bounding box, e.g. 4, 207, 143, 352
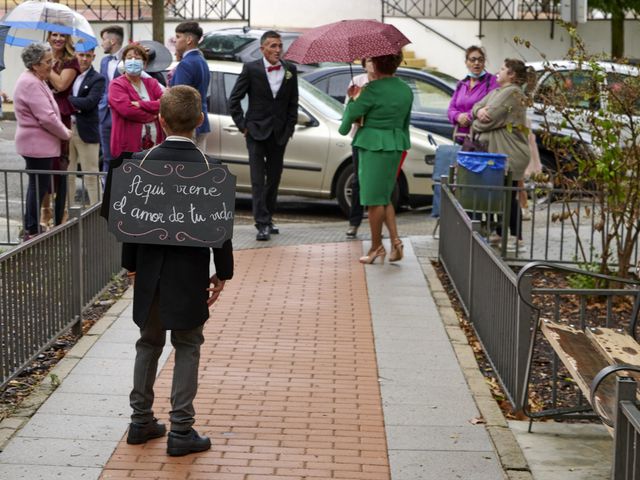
586, 327, 640, 367
540, 320, 618, 426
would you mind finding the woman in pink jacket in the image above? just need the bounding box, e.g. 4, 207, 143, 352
108, 43, 164, 159
14, 42, 72, 240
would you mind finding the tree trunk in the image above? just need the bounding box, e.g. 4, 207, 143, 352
611, 11, 624, 60
152, 0, 164, 44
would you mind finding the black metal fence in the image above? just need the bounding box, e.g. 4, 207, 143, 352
0, 204, 122, 389
0, 0, 248, 21
439, 182, 532, 406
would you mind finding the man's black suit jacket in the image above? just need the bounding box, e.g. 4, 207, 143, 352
228, 59, 299, 146
68, 67, 106, 144
102, 140, 234, 330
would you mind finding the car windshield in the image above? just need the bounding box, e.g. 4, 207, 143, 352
200, 34, 254, 54
300, 79, 344, 120
424, 70, 458, 89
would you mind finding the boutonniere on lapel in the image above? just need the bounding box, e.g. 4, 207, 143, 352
285, 70, 293, 81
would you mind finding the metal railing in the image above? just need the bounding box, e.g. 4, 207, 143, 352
382, 0, 635, 20
614, 377, 640, 480
0, 168, 104, 246
450, 181, 640, 270
439, 182, 531, 406
0, 204, 122, 389
0, 0, 248, 21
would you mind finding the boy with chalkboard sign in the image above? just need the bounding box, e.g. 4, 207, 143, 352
105, 85, 234, 456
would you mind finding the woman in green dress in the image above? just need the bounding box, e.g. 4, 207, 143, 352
339, 53, 413, 264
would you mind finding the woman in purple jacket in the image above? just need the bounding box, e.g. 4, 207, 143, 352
447, 46, 499, 144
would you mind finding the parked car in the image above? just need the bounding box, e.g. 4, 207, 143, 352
197, 60, 452, 215
527, 60, 640, 171
199, 27, 301, 63
303, 65, 458, 138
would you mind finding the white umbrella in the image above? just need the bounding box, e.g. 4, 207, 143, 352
0, 0, 97, 52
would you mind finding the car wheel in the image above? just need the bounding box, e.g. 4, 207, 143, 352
335, 162, 401, 217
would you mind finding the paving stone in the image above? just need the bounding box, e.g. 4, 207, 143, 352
70, 357, 135, 377
67, 335, 99, 358
86, 316, 116, 335
84, 341, 136, 359
37, 392, 129, 418
0, 465, 101, 480
380, 384, 479, 411
386, 425, 495, 451
96, 326, 139, 344
389, 450, 506, 480
16, 414, 128, 441
377, 366, 467, 386
57, 374, 132, 396
383, 401, 480, 427
0, 437, 118, 467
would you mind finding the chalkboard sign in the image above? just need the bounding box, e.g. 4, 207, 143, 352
108, 159, 236, 247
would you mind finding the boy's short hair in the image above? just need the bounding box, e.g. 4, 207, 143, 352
260, 30, 281, 45
161, 85, 203, 133
100, 25, 124, 44
175, 21, 203, 42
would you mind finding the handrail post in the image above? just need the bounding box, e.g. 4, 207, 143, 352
613, 377, 637, 479
69, 207, 83, 337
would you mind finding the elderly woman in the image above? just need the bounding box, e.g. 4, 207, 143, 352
471, 58, 531, 250
448, 46, 499, 143
339, 53, 413, 264
108, 43, 164, 159
13, 43, 72, 240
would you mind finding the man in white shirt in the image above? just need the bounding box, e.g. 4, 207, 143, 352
68, 49, 106, 206
228, 31, 299, 241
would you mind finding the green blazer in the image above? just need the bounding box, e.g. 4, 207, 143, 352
339, 76, 413, 151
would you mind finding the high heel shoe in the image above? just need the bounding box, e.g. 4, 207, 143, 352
359, 245, 386, 264
389, 239, 404, 262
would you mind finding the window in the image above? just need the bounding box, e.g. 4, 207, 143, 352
606, 72, 640, 115
399, 76, 451, 114
222, 73, 248, 113
534, 70, 600, 110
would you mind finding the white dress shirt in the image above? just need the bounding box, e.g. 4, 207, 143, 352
70, 68, 90, 123
263, 57, 284, 98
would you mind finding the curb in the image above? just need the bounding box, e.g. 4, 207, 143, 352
0, 292, 131, 452
418, 256, 534, 480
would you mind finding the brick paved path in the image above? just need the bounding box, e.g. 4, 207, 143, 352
101, 242, 390, 480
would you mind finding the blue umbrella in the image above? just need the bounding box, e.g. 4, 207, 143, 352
0, 1, 97, 52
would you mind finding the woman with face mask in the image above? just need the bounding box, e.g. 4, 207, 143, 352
108, 43, 164, 159
447, 46, 499, 144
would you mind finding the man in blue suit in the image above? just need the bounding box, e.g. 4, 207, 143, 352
170, 22, 211, 150
98, 25, 124, 174
68, 48, 106, 206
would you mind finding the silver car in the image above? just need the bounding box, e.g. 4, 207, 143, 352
201, 60, 451, 215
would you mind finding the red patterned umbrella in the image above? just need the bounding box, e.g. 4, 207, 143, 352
284, 19, 410, 64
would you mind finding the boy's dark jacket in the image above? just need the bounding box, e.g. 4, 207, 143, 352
101, 140, 234, 330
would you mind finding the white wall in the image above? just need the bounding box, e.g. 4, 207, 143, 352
384, 19, 640, 79
249, 0, 379, 30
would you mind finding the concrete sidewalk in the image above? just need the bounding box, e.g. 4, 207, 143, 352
0, 225, 518, 479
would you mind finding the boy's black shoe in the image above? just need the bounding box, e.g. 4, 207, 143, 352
126, 418, 166, 444
167, 428, 212, 456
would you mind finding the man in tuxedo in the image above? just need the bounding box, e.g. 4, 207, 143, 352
68, 48, 105, 206
170, 21, 210, 150
228, 30, 298, 241
105, 86, 234, 456
98, 25, 124, 174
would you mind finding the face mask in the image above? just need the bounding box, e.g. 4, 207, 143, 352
467, 69, 487, 79
124, 58, 143, 76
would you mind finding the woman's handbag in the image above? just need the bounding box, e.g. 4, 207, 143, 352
461, 129, 488, 153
